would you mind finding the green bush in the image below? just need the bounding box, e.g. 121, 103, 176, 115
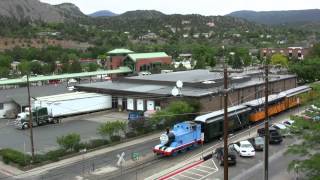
0, 148, 31, 167
110, 135, 121, 142
56, 133, 81, 152
86, 139, 109, 149
45, 149, 66, 162
125, 132, 137, 138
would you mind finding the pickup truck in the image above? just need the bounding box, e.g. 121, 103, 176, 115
257, 127, 283, 144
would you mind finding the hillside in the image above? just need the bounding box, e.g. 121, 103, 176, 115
0, 0, 86, 23
228, 9, 320, 25
89, 10, 117, 17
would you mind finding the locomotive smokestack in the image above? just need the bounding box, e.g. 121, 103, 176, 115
166, 127, 170, 134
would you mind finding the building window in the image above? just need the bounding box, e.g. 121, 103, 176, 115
0, 103, 3, 110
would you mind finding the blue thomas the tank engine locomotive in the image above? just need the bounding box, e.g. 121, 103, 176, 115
153, 121, 202, 156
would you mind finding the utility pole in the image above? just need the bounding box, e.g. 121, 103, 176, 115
223, 59, 229, 180
27, 74, 35, 160
264, 64, 269, 180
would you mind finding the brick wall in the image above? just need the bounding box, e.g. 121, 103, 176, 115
109, 56, 126, 69
135, 57, 172, 72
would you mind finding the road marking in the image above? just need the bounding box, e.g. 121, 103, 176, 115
192, 167, 211, 173
176, 173, 198, 179
160, 158, 219, 180
183, 170, 203, 177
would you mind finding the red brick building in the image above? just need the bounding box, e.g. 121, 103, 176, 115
107, 49, 134, 70
124, 52, 172, 72
260, 47, 309, 60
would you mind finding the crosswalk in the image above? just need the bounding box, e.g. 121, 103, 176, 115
164, 159, 219, 180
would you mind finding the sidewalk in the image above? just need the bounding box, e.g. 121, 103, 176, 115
0, 132, 161, 179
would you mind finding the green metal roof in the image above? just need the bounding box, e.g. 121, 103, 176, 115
128, 52, 169, 62
107, 49, 134, 55
0, 67, 132, 86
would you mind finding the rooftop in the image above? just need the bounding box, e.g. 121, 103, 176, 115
107, 49, 134, 55
0, 85, 70, 106
76, 70, 296, 98
0, 67, 132, 86
128, 52, 169, 62
126, 69, 223, 83
36, 92, 108, 102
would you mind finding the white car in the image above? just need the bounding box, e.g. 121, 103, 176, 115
272, 123, 287, 130
282, 119, 294, 127
231, 140, 255, 157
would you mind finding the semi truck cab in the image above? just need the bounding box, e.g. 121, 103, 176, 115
15, 107, 57, 129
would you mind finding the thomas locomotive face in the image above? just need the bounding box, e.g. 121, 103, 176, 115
160, 134, 169, 144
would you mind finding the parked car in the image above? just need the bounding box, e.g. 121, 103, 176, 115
282, 119, 294, 127
230, 140, 255, 157
214, 147, 237, 166
257, 127, 283, 144
272, 123, 287, 130
248, 136, 264, 151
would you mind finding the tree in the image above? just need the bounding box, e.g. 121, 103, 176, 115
18, 60, 30, 75
0, 67, 10, 78
87, 63, 99, 72
228, 54, 243, 69
30, 61, 43, 75
289, 57, 320, 83
69, 60, 82, 73
56, 133, 81, 152
286, 115, 320, 179
0, 55, 12, 68
151, 100, 197, 127
271, 53, 288, 67
98, 121, 127, 139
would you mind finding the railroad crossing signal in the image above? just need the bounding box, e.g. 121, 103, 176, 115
117, 152, 125, 166
132, 152, 140, 161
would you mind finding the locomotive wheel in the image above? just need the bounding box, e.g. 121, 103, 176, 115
172, 151, 178, 156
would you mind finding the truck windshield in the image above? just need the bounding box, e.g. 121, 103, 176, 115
255, 137, 264, 144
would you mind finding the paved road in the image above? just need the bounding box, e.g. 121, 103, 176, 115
19, 138, 159, 180
211, 137, 297, 180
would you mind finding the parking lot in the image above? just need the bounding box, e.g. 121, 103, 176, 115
0, 111, 128, 154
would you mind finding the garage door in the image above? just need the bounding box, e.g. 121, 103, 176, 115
127, 98, 134, 110
147, 100, 155, 111
137, 99, 144, 111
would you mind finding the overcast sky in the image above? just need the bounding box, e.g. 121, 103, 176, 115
40, 0, 320, 15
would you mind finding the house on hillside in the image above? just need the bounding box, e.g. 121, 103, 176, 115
260, 47, 309, 60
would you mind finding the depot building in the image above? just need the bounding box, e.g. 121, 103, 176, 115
75, 69, 297, 112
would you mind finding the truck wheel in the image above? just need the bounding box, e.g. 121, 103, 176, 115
53, 119, 59, 124
22, 124, 28, 130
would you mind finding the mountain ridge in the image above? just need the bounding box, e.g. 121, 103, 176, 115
88, 10, 118, 17
228, 9, 320, 25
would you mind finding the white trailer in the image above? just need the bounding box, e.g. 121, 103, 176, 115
33, 92, 112, 117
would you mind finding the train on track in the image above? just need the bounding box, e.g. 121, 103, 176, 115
153, 85, 311, 156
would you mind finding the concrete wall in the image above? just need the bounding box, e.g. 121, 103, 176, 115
0, 102, 18, 119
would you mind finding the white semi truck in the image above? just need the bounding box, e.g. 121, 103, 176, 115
15, 92, 112, 129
